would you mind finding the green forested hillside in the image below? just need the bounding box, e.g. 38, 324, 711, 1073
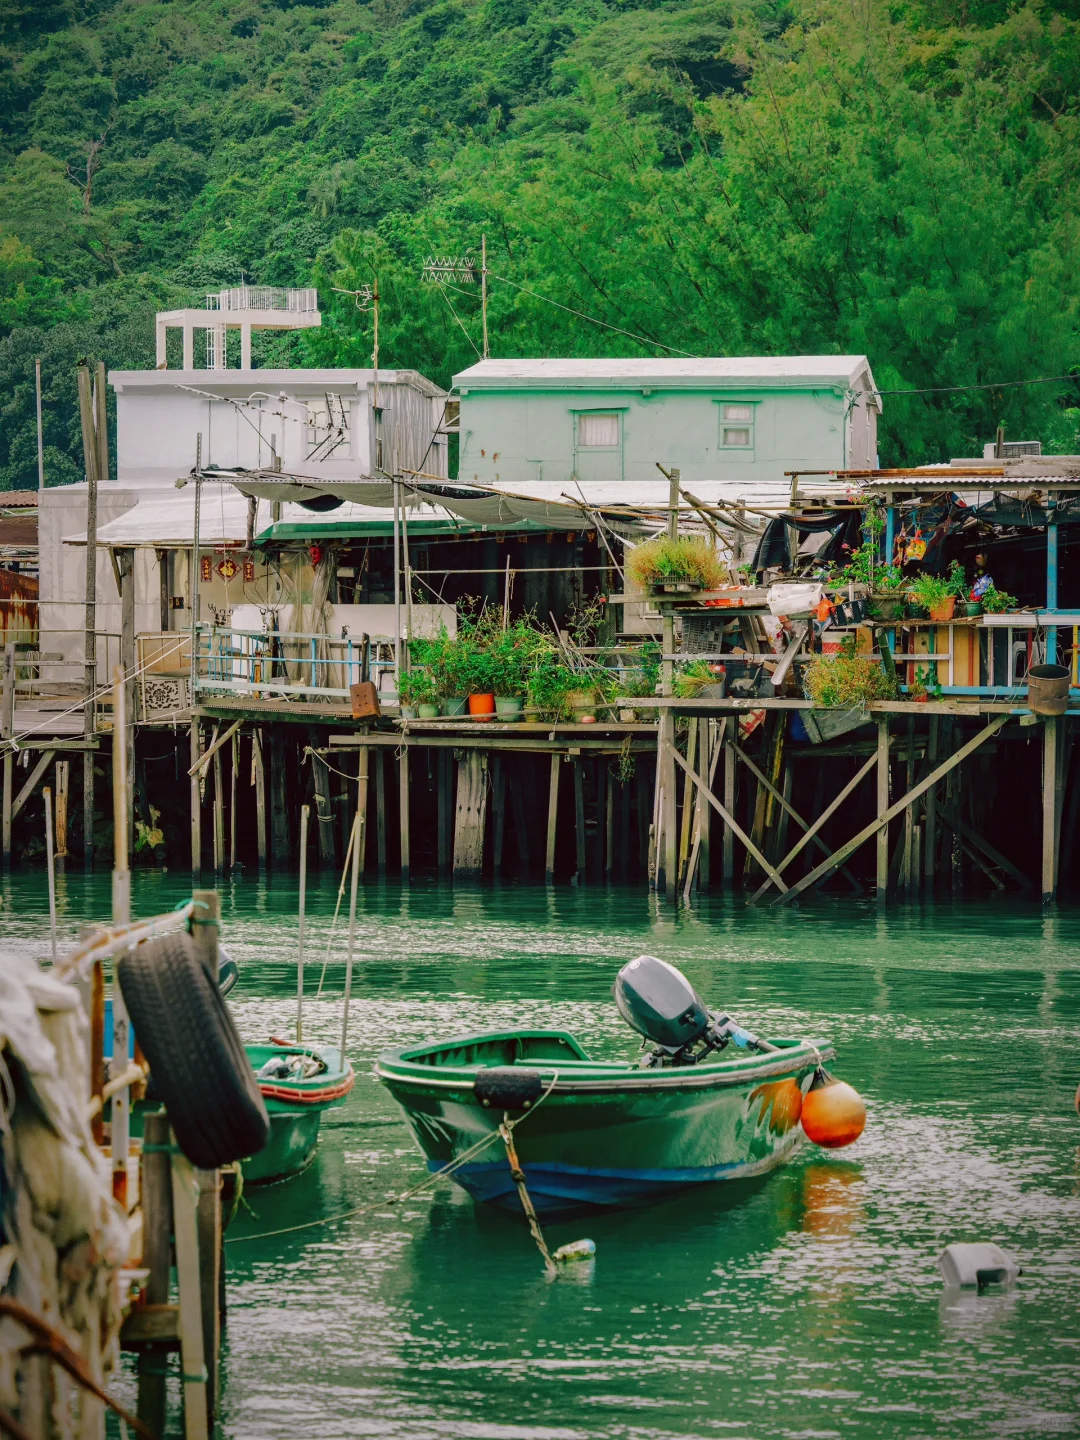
1, 0, 1078, 488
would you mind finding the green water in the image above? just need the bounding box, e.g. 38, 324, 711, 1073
9, 873, 1080, 1438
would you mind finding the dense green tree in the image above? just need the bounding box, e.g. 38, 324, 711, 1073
0, 0, 1078, 489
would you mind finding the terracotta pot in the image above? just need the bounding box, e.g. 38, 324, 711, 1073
928, 596, 956, 622
468, 692, 496, 716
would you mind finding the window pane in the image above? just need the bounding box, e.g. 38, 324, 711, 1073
723, 427, 751, 447
578, 412, 620, 447
723, 404, 753, 421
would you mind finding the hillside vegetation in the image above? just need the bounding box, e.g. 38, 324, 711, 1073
1, 0, 1079, 488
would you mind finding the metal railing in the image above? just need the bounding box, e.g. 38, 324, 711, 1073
205, 286, 319, 313
192, 625, 397, 701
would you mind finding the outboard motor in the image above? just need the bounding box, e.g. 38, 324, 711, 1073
614, 956, 775, 1067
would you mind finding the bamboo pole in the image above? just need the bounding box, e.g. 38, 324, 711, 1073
340, 809, 362, 1061
44, 785, 57, 964
111, 666, 131, 1212
297, 804, 309, 1043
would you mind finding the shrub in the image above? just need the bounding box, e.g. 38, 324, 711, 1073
804, 649, 899, 708
626, 535, 725, 591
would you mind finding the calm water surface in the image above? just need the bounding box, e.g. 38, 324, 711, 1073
9, 872, 1080, 1439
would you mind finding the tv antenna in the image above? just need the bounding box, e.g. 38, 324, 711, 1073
332, 278, 380, 400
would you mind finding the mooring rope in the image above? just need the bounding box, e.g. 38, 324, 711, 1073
226, 1072, 559, 1246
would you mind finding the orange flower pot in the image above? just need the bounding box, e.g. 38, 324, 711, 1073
468, 692, 496, 717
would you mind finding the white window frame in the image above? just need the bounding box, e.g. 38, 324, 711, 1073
716, 400, 756, 453
575, 410, 622, 450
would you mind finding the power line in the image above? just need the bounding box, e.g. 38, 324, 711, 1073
489, 271, 700, 359
871, 373, 1080, 398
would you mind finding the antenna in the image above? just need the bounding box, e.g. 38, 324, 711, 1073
332, 279, 380, 404
421, 245, 488, 358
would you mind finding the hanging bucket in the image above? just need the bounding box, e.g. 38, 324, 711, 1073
1026, 663, 1070, 716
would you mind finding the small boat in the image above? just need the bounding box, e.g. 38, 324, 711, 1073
242, 1041, 355, 1184
378, 957, 844, 1215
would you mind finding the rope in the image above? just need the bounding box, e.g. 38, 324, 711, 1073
227, 1072, 559, 1245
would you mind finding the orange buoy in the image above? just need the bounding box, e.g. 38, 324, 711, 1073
801, 1073, 866, 1149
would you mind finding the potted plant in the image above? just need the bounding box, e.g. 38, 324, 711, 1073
980, 584, 1017, 615
626, 535, 725, 594
397, 667, 440, 718
804, 644, 899, 708
425, 628, 471, 715
527, 661, 580, 722
908, 573, 956, 622
870, 565, 908, 621
673, 661, 724, 698
487, 618, 552, 718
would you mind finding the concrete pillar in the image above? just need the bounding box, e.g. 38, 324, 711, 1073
241, 324, 252, 369
182, 324, 194, 370
156, 319, 167, 367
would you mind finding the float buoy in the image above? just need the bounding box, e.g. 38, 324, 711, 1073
801, 1071, 865, 1149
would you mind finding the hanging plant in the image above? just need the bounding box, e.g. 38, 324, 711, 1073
626, 536, 725, 593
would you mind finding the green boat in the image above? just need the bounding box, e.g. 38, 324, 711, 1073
242, 1041, 355, 1184
377, 956, 837, 1215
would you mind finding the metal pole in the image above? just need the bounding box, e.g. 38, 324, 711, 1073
339, 809, 361, 1061
44, 785, 57, 964
191, 438, 202, 699
481, 233, 489, 359
400, 485, 413, 671
78, 362, 99, 870
297, 804, 309, 1043
111, 664, 131, 1210
392, 477, 402, 690
1047, 502, 1058, 665
35, 358, 44, 492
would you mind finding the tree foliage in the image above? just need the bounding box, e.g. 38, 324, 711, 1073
1, 0, 1079, 489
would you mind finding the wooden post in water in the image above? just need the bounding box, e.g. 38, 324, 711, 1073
189, 719, 202, 876
170, 1150, 209, 1440
399, 746, 410, 881
1, 641, 13, 870
876, 715, 890, 899
924, 715, 939, 890
309, 727, 335, 868
229, 729, 238, 870
55, 758, 69, 870
722, 723, 736, 883
297, 806, 309, 1042
44, 786, 57, 964
270, 726, 289, 867
491, 754, 505, 876
340, 810, 362, 1061
212, 739, 224, 874
252, 729, 267, 872
545, 753, 560, 883
660, 710, 678, 902
454, 751, 488, 877
573, 758, 586, 883
374, 746, 387, 874
190, 888, 221, 1423
137, 1109, 173, 1434
111, 667, 132, 1212
1042, 714, 1061, 904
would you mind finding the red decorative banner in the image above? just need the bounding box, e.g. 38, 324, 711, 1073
200, 556, 212, 582
243, 559, 255, 583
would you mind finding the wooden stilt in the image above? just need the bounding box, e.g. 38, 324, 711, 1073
1, 751, 11, 870
697, 720, 712, 891
399, 747, 410, 882
83, 749, 95, 871
573, 758, 586, 882
545, 753, 560, 882
196, 1166, 221, 1424
508, 764, 530, 876
660, 711, 678, 902
211, 741, 224, 875
722, 723, 736, 883
774, 715, 1009, 906
310, 727, 336, 868
374, 746, 387, 874
618, 773, 630, 879
946, 719, 963, 895
137, 1110, 172, 1435
604, 763, 614, 880
189, 720, 201, 876
438, 749, 452, 875
269, 727, 289, 868
636, 763, 650, 875
229, 730, 238, 870
876, 715, 889, 899
356, 746, 370, 877
454, 750, 487, 877
492, 754, 506, 875
252, 730, 267, 873
170, 1151, 209, 1440
924, 715, 939, 888
902, 716, 916, 893
1043, 714, 1061, 904
55, 758, 69, 870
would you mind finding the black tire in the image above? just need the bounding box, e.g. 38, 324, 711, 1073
117, 933, 270, 1169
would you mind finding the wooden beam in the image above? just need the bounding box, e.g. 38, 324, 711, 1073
11, 748, 55, 822
189, 721, 201, 877
399, 748, 410, 882
186, 719, 241, 778
876, 716, 890, 898
453, 751, 487, 877
661, 735, 785, 892
660, 710, 677, 901
733, 740, 861, 893
573, 758, 586, 882
722, 724, 735, 881
773, 714, 1010, 906
750, 752, 878, 905
545, 753, 560, 882
938, 802, 1033, 890
1043, 714, 1061, 904
252, 730, 267, 872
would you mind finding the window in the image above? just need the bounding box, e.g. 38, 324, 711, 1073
577, 412, 620, 448
720, 403, 754, 449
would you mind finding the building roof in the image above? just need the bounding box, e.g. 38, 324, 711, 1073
108, 367, 447, 399
454, 355, 878, 398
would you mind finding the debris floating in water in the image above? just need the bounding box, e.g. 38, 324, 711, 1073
938, 1242, 1021, 1290
553, 1239, 596, 1266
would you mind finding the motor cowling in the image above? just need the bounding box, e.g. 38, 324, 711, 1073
614, 956, 709, 1053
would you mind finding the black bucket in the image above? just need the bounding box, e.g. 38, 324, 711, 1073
1026, 663, 1070, 716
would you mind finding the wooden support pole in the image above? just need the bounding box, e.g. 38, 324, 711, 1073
118, 548, 136, 855
661, 734, 785, 892
902, 716, 916, 893
269, 727, 289, 867
1043, 714, 1061, 904
252, 730, 267, 873
677, 718, 697, 888
876, 715, 890, 899
1, 753, 11, 871
437, 749, 452, 875
604, 762, 614, 880
924, 714, 939, 888
510, 765, 531, 875
947, 718, 963, 895
309, 728, 336, 868
774, 715, 1010, 907
189, 720, 201, 877
454, 750, 487, 877
722, 724, 736, 882
55, 758, 69, 867
684, 718, 723, 901
660, 710, 678, 902
137, 1110, 173, 1435
170, 1152, 209, 1440
356, 745, 370, 876
399, 747, 410, 882
229, 730, 238, 870
545, 753, 560, 883
196, 1167, 221, 1424
374, 746, 387, 874
491, 754, 506, 875
573, 758, 586, 882
212, 740, 224, 875
750, 752, 878, 905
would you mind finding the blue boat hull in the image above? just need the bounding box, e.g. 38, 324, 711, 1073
436, 1136, 803, 1215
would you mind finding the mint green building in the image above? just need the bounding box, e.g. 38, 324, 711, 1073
453, 357, 880, 505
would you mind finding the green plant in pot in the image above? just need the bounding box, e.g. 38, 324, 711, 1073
908, 572, 956, 622
626, 535, 725, 593
527, 661, 580, 722
868, 564, 908, 620
673, 661, 720, 698
804, 641, 899, 708
397, 667, 439, 716
980, 583, 1017, 614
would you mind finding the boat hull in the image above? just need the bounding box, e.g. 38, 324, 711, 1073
243, 1043, 354, 1185
378, 1029, 830, 1216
